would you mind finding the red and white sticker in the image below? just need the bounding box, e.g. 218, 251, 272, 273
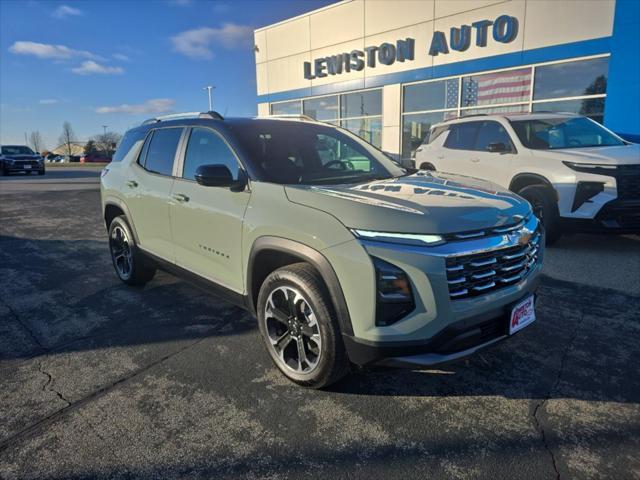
509, 295, 536, 335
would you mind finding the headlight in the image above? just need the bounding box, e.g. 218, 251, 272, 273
563, 161, 618, 174
352, 229, 444, 246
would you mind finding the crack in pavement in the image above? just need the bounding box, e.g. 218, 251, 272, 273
39, 361, 71, 407
0, 337, 208, 453
532, 310, 585, 480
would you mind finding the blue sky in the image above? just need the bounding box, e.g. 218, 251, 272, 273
0, 0, 336, 150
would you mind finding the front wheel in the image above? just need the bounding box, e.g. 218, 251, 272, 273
257, 263, 349, 388
517, 185, 561, 245
108, 215, 156, 286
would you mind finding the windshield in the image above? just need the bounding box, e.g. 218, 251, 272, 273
2, 145, 35, 155
229, 121, 406, 185
510, 117, 625, 150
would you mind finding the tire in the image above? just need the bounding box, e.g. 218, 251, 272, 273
38, 169, 45, 175
2, 167, 9, 176
257, 262, 349, 388
107, 215, 156, 286
517, 185, 561, 245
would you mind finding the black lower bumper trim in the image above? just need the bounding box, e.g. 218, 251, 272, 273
561, 200, 640, 233
343, 292, 535, 366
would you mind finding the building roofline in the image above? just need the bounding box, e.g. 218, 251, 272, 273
254, 0, 349, 33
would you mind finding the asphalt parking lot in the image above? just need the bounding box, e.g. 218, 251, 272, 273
1, 167, 639, 479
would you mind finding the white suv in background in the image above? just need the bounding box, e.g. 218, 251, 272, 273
415, 113, 640, 243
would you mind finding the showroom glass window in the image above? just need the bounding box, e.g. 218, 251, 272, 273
270, 100, 301, 115
532, 57, 609, 123
182, 127, 239, 181
303, 95, 339, 122
140, 128, 183, 176
401, 79, 458, 158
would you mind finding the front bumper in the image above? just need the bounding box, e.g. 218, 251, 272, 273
4, 162, 43, 173
561, 199, 640, 233
339, 216, 543, 366
344, 289, 538, 366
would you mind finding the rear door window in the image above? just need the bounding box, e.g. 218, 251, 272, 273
444, 122, 480, 150
142, 128, 183, 176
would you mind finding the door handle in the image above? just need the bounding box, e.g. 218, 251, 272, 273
436, 155, 445, 160
126, 180, 138, 188
470, 157, 480, 163
172, 193, 190, 203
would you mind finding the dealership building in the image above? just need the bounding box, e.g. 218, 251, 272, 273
253, 0, 640, 161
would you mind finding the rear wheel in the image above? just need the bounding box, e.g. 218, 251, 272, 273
108, 215, 156, 286
257, 263, 349, 388
517, 185, 561, 245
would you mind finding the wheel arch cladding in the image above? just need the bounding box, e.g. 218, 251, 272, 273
509, 173, 557, 200
103, 200, 141, 244
247, 236, 354, 336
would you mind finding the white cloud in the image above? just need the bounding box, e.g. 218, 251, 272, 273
168, 0, 192, 5
171, 23, 253, 59
9, 41, 96, 60
39, 99, 60, 105
72, 61, 124, 75
52, 4, 83, 19
95, 98, 175, 115
112, 53, 130, 62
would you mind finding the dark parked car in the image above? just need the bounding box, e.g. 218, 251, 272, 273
1, 145, 45, 175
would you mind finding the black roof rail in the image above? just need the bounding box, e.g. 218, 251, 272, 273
141, 111, 224, 125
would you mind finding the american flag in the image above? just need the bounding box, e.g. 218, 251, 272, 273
463, 68, 532, 107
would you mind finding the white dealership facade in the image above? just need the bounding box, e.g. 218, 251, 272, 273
253, 0, 639, 161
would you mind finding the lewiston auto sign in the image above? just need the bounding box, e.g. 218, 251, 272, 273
303, 15, 519, 79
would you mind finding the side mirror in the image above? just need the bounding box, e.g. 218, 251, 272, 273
487, 142, 509, 153
195, 164, 246, 191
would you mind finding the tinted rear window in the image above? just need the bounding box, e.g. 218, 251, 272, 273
143, 128, 183, 176
112, 130, 146, 163
444, 122, 480, 150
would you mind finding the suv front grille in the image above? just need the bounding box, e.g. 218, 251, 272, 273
445, 230, 541, 300
615, 165, 640, 200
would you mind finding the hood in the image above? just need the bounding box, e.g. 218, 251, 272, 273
285, 171, 531, 235
533, 144, 640, 165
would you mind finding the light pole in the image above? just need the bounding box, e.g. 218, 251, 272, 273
102, 125, 108, 135
203, 85, 215, 111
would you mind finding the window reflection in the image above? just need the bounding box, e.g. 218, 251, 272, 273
534, 57, 608, 100
341, 90, 381, 118
341, 117, 382, 148
401, 111, 453, 158
532, 98, 606, 124
303, 95, 339, 121
270, 100, 301, 115
403, 79, 459, 113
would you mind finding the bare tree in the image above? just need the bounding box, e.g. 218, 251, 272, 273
93, 131, 122, 158
29, 131, 45, 153
58, 122, 77, 157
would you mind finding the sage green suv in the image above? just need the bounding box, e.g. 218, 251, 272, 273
101, 112, 543, 388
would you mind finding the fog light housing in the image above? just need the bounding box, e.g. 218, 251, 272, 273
373, 257, 415, 326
